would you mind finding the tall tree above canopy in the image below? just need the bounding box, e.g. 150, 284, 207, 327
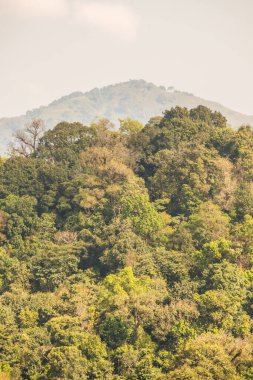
9, 119, 45, 157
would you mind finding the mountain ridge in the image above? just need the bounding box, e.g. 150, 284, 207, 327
1, 79, 253, 154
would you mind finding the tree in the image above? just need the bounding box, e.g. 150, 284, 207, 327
169, 333, 253, 380
195, 290, 248, 333
30, 243, 80, 291
9, 119, 45, 157
188, 201, 230, 247
99, 218, 154, 275
0, 194, 38, 242
119, 193, 165, 239
0, 248, 19, 293
45, 346, 88, 380
120, 118, 144, 135
97, 267, 168, 335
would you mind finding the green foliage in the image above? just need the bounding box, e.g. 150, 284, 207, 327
119, 193, 164, 238
0, 248, 19, 293
120, 118, 144, 135
188, 201, 230, 247
30, 243, 80, 291
0, 109, 253, 379
169, 333, 253, 380
45, 346, 88, 380
0, 194, 38, 240
99, 315, 132, 348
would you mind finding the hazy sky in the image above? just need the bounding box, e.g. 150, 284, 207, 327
1, 0, 253, 117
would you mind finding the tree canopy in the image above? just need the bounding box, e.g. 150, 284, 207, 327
0, 110, 253, 379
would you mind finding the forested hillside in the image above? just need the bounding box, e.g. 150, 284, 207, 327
0, 106, 253, 379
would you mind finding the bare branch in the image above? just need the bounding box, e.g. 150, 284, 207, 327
9, 119, 45, 157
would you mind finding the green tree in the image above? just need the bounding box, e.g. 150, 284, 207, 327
45, 346, 88, 380
188, 201, 230, 247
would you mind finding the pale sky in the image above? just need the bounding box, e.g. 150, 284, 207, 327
0, 0, 253, 117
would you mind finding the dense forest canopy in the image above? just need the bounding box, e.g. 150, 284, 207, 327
0, 105, 253, 379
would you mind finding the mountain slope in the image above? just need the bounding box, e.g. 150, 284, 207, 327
1, 79, 253, 154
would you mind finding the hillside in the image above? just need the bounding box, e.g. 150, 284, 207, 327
0, 107, 253, 378
1, 79, 253, 154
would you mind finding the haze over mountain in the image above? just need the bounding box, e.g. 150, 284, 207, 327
1, 79, 253, 154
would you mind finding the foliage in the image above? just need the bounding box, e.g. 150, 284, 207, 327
0, 109, 253, 379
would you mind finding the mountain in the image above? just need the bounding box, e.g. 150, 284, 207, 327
1, 79, 253, 154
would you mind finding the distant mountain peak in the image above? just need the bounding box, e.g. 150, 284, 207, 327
0, 79, 253, 154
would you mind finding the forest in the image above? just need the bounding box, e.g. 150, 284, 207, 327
0, 105, 253, 379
